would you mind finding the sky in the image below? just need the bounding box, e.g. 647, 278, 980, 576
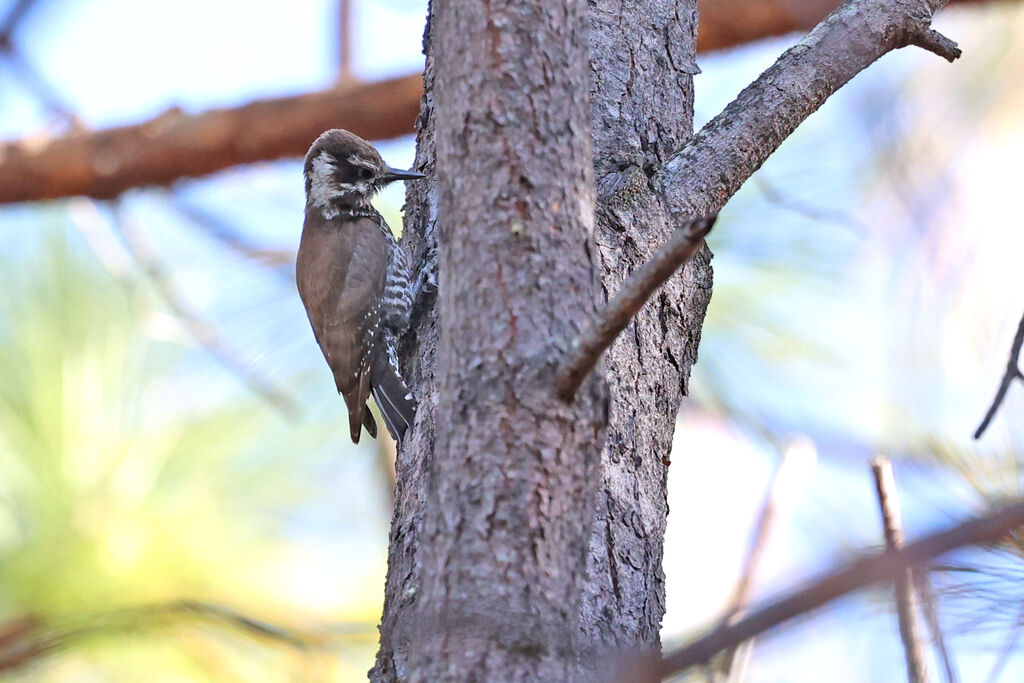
1, 1, 1023, 681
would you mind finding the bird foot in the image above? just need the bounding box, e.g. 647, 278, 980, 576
414, 246, 438, 302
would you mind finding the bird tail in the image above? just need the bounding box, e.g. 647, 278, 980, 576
371, 335, 416, 442
344, 400, 378, 444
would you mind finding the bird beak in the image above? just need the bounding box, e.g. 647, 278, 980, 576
382, 166, 426, 183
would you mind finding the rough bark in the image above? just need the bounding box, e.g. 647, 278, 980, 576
373, 2, 709, 677
374, 1, 606, 680
580, 0, 710, 653
376, 0, 964, 678
371, 8, 440, 680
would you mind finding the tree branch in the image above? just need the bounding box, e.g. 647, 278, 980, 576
913, 567, 959, 683
660, 0, 959, 220
555, 215, 715, 400
715, 449, 795, 680
0, 600, 365, 675
642, 498, 1024, 681
871, 456, 929, 683
0, 1, 999, 205
695, 0, 997, 54
559, 0, 960, 398
0, 74, 423, 203
0, 0, 40, 46
974, 309, 1024, 439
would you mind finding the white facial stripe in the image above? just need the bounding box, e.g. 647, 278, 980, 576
308, 151, 376, 220
335, 180, 371, 195
347, 154, 379, 171
309, 152, 340, 208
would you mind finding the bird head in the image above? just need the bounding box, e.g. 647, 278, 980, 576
303, 129, 424, 213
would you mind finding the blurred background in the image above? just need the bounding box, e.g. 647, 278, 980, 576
0, 0, 1021, 681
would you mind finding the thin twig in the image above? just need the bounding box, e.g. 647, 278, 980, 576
555, 215, 715, 399
1, 49, 80, 123
913, 567, 959, 683
871, 456, 929, 683
716, 451, 791, 681
754, 176, 867, 234
0, 600, 373, 675
974, 310, 1024, 439
647, 499, 1024, 681
985, 603, 1024, 683
109, 202, 300, 417
167, 196, 296, 276
0, 0, 39, 45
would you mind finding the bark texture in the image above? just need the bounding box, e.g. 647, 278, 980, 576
581, 0, 710, 653
374, 0, 709, 678
374, 1, 607, 679
376, 0, 961, 678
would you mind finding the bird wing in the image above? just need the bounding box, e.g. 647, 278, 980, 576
297, 214, 389, 442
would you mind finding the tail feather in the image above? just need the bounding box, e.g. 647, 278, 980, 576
371, 337, 416, 442
344, 400, 379, 443
346, 403, 363, 444
362, 407, 378, 440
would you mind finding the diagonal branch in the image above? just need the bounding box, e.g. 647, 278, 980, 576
0, 0, 40, 45
643, 498, 1024, 681
974, 309, 1024, 439
557, 0, 961, 399
0, 600, 371, 675
108, 203, 300, 417
555, 215, 715, 399
659, 0, 960, 220
167, 196, 296, 276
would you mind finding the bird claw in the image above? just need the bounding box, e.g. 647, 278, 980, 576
415, 247, 438, 299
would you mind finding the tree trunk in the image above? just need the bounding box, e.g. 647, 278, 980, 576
582, 0, 709, 653
373, 0, 709, 679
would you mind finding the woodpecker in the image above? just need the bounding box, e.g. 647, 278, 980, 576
296, 129, 425, 443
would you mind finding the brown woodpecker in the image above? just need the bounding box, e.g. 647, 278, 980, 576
297, 129, 425, 443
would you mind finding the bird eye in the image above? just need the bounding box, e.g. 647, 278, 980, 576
359, 167, 373, 180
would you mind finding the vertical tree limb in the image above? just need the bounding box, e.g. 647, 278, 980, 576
578, 0, 709, 655
913, 567, 959, 683
558, 0, 962, 393
872, 456, 930, 683
337, 0, 354, 81
375, 1, 606, 678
